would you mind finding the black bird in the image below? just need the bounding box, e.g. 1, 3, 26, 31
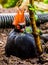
5, 29, 37, 59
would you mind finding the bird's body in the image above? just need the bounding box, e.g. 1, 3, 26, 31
5, 29, 37, 58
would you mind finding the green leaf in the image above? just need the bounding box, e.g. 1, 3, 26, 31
34, 14, 38, 21
44, 0, 48, 4
24, 26, 32, 33
29, 8, 35, 11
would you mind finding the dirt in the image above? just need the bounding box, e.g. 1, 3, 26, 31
0, 7, 18, 13
0, 7, 28, 13
0, 8, 48, 65
0, 22, 48, 65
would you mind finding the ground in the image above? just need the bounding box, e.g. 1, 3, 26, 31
0, 22, 48, 65
0, 8, 48, 65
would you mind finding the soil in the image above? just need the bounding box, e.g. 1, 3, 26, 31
0, 8, 48, 65
0, 7, 28, 13
0, 23, 48, 65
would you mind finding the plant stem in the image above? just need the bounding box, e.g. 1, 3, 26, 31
29, 0, 43, 54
